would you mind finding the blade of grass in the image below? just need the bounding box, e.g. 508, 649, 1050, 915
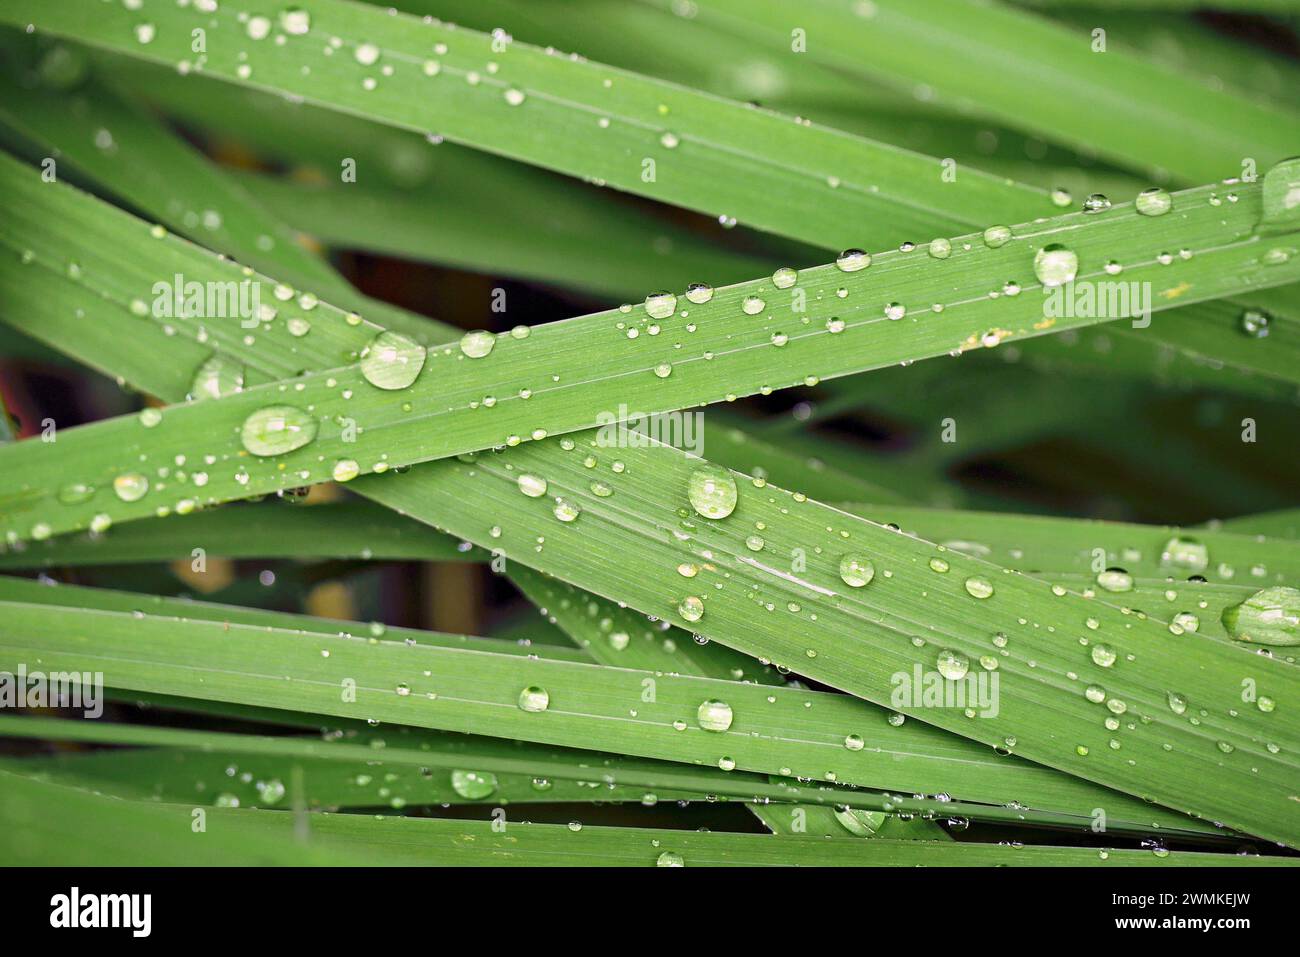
667, 0, 1300, 183
0, 767, 1261, 866
5, 151, 1299, 543
0, 594, 1221, 834
0, 0, 1064, 249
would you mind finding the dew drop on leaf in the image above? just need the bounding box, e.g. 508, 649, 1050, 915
240, 405, 318, 456
360, 331, 427, 389
696, 699, 733, 731
687, 465, 738, 519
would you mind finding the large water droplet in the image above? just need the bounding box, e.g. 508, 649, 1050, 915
696, 699, 733, 731
835, 249, 870, 272
1160, 536, 1208, 573
1222, 586, 1300, 645
687, 465, 738, 520
360, 331, 427, 390
678, 595, 704, 622
280, 7, 311, 35
450, 769, 497, 799
1096, 568, 1134, 592
1033, 244, 1078, 287
644, 292, 677, 319
936, 650, 969, 680
517, 473, 548, 498
240, 405, 318, 456
838, 554, 875, 588
1091, 644, 1118, 668
684, 283, 713, 304
518, 686, 550, 712
1135, 187, 1172, 217
112, 473, 149, 502
1240, 309, 1270, 338
459, 330, 496, 359
190, 354, 245, 400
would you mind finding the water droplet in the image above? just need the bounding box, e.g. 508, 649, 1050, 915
928, 237, 952, 259
1160, 536, 1208, 573
450, 770, 497, 799
1083, 193, 1111, 214
459, 330, 496, 359
964, 576, 994, 599
1096, 568, 1133, 592
983, 225, 1011, 248
844, 733, 865, 751
1221, 586, 1299, 645
835, 249, 871, 272
246, 15, 271, 39
355, 42, 380, 66
684, 283, 713, 304
1091, 644, 1118, 668
1240, 309, 1270, 338
1033, 243, 1078, 287
644, 291, 677, 319
687, 465, 738, 519
659, 131, 680, 149
838, 554, 875, 588
517, 473, 548, 498
696, 699, 733, 732
928, 557, 950, 573
280, 7, 311, 35
240, 405, 318, 456
518, 686, 550, 712
138, 408, 162, 428
190, 355, 245, 400
553, 499, 581, 523
134, 23, 156, 44
112, 473, 149, 502
656, 851, 684, 867
772, 267, 798, 288
741, 295, 765, 315
360, 331, 427, 389
1167, 691, 1188, 715
1135, 187, 1172, 217
1050, 186, 1072, 207
504, 88, 526, 106
678, 596, 704, 622
332, 459, 360, 482
936, 649, 969, 680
